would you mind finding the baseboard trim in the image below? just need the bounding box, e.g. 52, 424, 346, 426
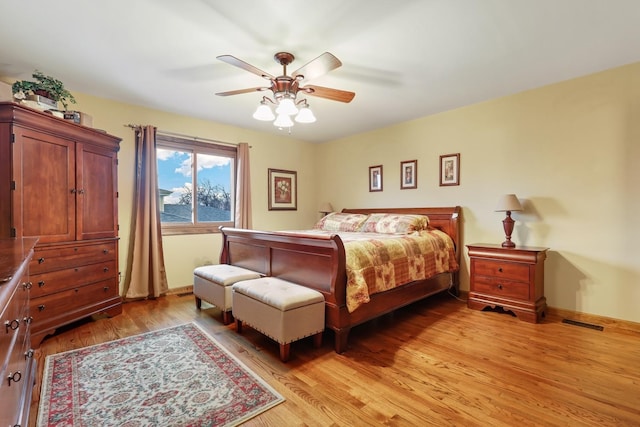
546, 306, 640, 335
456, 290, 639, 334
164, 285, 193, 296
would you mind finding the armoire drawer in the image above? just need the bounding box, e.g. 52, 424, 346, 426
30, 260, 117, 298
30, 241, 117, 275
30, 279, 118, 324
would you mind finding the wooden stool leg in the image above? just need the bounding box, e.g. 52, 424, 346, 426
222, 311, 232, 325
313, 331, 323, 348
279, 343, 290, 362
235, 319, 243, 333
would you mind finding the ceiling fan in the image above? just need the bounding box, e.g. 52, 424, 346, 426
216, 51, 355, 127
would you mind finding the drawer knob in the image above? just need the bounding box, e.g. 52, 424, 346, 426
5, 319, 20, 333
498, 267, 503, 273
23, 316, 32, 325
25, 348, 35, 359
38, 280, 46, 287
7, 370, 22, 386
103, 249, 109, 254
38, 257, 45, 264
103, 267, 109, 273
38, 304, 46, 312
103, 286, 110, 292
497, 284, 503, 290
22, 281, 33, 290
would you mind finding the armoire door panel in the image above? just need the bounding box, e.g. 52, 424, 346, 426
16, 128, 75, 243
76, 143, 118, 240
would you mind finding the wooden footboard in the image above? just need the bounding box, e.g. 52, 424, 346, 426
219, 206, 461, 353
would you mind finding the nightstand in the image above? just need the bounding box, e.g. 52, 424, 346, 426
467, 243, 549, 323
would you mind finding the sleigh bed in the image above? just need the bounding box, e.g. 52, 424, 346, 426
219, 206, 461, 353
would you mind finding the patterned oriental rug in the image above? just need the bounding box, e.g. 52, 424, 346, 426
37, 323, 284, 427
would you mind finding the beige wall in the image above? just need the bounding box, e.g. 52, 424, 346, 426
4, 61, 637, 324
51, 94, 319, 295
316, 62, 640, 324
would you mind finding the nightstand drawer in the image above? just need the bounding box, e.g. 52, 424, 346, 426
474, 276, 530, 300
474, 259, 529, 282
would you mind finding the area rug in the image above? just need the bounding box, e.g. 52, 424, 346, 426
37, 323, 284, 427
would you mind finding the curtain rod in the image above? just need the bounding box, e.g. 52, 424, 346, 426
123, 124, 247, 148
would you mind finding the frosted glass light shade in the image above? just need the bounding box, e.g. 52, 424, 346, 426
295, 106, 316, 123
253, 104, 275, 121
273, 113, 294, 127
275, 98, 298, 115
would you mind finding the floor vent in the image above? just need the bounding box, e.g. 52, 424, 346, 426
562, 319, 604, 331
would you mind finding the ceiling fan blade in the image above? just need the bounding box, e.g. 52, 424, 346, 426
217, 55, 275, 80
215, 87, 269, 96
292, 52, 342, 82
301, 85, 355, 103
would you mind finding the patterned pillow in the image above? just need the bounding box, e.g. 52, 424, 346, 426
313, 212, 369, 232
359, 213, 429, 234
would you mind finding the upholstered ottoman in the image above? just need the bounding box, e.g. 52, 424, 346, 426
193, 264, 261, 324
232, 277, 325, 362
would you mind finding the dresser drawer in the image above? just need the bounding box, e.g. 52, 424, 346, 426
473, 259, 529, 282
31, 260, 117, 298
473, 276, 530, 300
30, 241, 117, 275
30, 279, 118, 324
0, 283, 28, 372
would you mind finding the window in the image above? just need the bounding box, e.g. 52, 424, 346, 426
156, 135, 236, 235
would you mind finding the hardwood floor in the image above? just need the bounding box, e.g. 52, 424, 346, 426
30, 293, 640, 426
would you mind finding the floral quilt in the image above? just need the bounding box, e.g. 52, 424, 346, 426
340, 229, 458, 312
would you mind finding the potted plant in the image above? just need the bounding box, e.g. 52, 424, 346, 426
12, 70, 76, 110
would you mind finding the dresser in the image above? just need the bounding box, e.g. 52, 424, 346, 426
467, 243, 549, 323
0, 102, 122, 347
0, 237, 37, 427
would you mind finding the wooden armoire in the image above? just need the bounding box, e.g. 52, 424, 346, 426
0, 102, 122, 347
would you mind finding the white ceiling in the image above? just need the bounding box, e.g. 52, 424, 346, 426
1, 1, 639, 143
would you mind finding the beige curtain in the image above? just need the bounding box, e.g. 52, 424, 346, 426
235, 142, 252, 229
122, 125, 169, 299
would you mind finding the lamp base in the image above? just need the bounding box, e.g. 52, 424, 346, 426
501, 240, 516, 248
501, 212, 516, 248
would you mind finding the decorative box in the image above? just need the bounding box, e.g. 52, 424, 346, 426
64, 111, 93, 127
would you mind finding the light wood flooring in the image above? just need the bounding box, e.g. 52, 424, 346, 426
29, 292, 640, 426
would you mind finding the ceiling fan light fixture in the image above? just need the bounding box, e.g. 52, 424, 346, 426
295, 104, 316, 123
252, 102, 275, 121
273, 113, 294, 128
275, 97, 298, 116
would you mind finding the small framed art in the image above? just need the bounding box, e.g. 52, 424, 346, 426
439, 153, 460, 186
369, 165, 383, 192
400, 160, 417, 189
268, 168, 297, 210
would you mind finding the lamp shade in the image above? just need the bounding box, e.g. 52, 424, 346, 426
495, 194, 523, 212
252, 103, 275, 121
295, 105, 316, 123
275, 97, 299, 116
319, 202, 333, 213
273, 113, 294, 128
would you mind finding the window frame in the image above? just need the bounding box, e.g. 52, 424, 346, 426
156, 135, 237, 236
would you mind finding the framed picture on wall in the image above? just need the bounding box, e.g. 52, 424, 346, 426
400, 160, 417, 189
369, 165, 383, 192
268, 168, 297, 210
439, 153, 460, 186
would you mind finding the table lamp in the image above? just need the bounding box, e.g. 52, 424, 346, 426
319, 202, 333, 216
495, 194, 523, 248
